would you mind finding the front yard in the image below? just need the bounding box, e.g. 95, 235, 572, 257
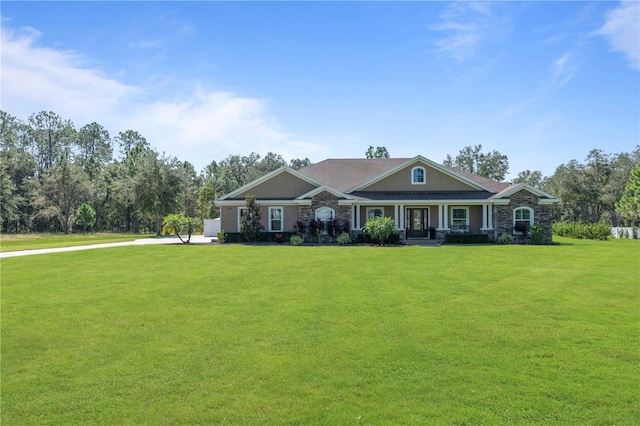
1, 238, 637, 424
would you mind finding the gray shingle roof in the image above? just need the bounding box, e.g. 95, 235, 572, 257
299, 158, 509, 194
299, 158, 412, 192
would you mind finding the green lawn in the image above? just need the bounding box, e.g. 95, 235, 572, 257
0, 233, 156, 253
2, 238, 638, 424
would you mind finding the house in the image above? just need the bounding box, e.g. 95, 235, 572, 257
215, 156, 559, 243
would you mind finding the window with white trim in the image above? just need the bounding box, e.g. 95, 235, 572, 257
513, 207, 533, 231
269, 207, 283, 232
237, 207, 245, 232
451, 207, 469, 232
366, 207, 384, 220
315, 207, 335, 233
412, 166, 426, 185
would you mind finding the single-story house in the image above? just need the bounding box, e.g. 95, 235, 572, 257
215, 156, 559, 243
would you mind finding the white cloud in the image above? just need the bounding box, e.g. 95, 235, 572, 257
430, 2, 510, 62
1, 27, 138, 123
125, 90, 326, 165
0, 25, 323, 170
550, 53, 575, 87
598, 1, 640, 70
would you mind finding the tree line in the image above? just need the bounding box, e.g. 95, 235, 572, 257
1, 110, 638, 234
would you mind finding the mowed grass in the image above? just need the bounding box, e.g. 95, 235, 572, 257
2, 238, 638, 424
0, 233, 151, 253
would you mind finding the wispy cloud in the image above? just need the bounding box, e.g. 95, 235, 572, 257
550, 53, 575, 87
0, 25, 322, 167
1, 27, 138, 123
430, 2, 510, 62
598, 1, 640, 70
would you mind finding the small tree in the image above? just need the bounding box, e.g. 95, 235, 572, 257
164, 213, 202, 243
75, 203, 96, 233
240, 194, 264, 242
362, 216, 398, 245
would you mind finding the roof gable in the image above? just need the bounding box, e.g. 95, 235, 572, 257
348, 156, 496, 193
218, 167, 322, 200
492, 183, 559, 201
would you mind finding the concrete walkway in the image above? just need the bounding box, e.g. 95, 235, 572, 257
0, 235, 215, 259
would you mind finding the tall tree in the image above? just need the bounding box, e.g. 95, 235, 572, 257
33, 157, 90, 234
75, 122, 112, 180
0, 111, 36, 232
289, 157, 312, 170
616, 166, 640, 225
545, 148, 638, 224
28, 111, 75, 174
365, 146, 390, 158
135, 151, 183, 235
443, 144, 509, 181
512, 170, 546, 188
116, 130, 152, 233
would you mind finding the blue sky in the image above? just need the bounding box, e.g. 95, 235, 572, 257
2, 1, 638, 179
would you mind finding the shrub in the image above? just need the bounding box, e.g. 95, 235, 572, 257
217, 230, 228, 244
530, 224, 547, 245
552, 221, 610, 240
445, 233, 489, 244
362, 216, 398, 245
293, 220, 306, 237
290, 235, 303, 246
497, 233, 514, 244
240, 194, 264, 242
336, 232, 350, 245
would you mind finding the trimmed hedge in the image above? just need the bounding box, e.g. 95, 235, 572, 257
445, 233, 490, 244
222, 232, 297, 243
552, 222, 610, 240
354, 232, 401, 245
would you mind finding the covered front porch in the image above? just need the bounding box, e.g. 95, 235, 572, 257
345, 202, 495, 243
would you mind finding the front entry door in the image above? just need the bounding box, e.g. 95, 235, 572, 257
407, 208, 429, 238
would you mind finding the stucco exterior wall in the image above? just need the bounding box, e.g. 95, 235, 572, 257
230, 172, 317, 200
365, 161, 476, 191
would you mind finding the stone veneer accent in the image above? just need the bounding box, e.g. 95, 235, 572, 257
494, 189, 554, 243
298, 191, 351, 230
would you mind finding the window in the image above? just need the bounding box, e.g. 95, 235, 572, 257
451, 207, 469, 232
237, 207, 245, 232
315, 207, 335, 233
367, 207, 384, 220
412, 166, 426, 185
269, 207, 283, 232
513, 207, 533, 232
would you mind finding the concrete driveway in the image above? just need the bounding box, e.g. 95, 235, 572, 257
0, 235, 215, 259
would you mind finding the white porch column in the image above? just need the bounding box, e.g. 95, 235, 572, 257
356, 205, 361, 230
481, 204, 488, 230
437, 205, 443, 229
488, 203, 493, 229
399, 205, 404, 229
443, 204, 449, 229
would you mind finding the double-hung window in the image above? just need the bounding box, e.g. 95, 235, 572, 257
269, 207, 283, 232
451, 207, 469, 232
